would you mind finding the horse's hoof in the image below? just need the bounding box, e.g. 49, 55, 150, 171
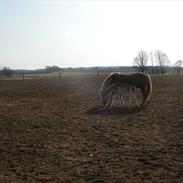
100, 107, 106, 111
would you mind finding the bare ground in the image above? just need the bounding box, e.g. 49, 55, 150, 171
0, 75, 182, 183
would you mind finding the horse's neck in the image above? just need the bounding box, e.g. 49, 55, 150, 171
106, 83, 116, 90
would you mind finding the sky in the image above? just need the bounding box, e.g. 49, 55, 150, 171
0, 0, 183, 69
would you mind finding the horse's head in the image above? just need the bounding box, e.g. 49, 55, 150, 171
100, 73, 118, 106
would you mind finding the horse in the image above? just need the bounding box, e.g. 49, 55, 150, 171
100, 72, 152, 106
100, 82, 139, 108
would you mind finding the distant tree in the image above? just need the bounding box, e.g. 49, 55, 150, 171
45, 65, 61, 73
174, 60, 183, 75
134, 50, 148, 72
155, 50, 170, 74
1, 67, 13, 77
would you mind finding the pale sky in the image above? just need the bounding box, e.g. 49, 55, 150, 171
0, 0, 183, 69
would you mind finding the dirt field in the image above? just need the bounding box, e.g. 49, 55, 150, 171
0, 74, 182, 183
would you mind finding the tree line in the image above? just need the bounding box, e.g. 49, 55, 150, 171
0, 67, 13, 77
0, 50, 182, 77
134, 50, 183, 74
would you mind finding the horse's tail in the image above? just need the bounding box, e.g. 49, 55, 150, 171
146, 74, 152, 102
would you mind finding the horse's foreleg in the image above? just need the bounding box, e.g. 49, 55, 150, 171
140, 88, 146, 106
130, 86, 139, 106
133, 92, 139, 106
120, 93, 125, 105
127, 89, 133, 107
106, 92, 113, 108
128, 85, 138, 107
127, 98, 132, 107
110, 96, 114, 107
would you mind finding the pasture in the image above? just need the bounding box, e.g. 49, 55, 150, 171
0, 74, 182, 183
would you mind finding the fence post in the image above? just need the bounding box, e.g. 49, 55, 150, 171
23, 73, 25, 80
97, 70, 99, 77
96, 66, 99, 77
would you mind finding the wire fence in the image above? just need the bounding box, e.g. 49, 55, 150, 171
0, 71, 109, 80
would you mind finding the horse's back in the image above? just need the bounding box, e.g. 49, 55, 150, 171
102, 72, 150, 90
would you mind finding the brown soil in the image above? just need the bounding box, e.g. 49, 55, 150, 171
0, 75, 182, 183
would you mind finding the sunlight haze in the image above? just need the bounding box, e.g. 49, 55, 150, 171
0, 0, 183, 69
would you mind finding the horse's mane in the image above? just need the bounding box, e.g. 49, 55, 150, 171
104, 83, 121, 92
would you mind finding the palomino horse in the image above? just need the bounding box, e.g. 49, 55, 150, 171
100, 72, 152, 107
100, 83, 139, 108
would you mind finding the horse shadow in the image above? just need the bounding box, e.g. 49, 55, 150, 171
85, 105, 146, 116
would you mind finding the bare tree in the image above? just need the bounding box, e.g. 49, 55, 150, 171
149, 51, 155, 74
174, 60, 183, 75
134, 50, 148, 72
155, 50, 170, 74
